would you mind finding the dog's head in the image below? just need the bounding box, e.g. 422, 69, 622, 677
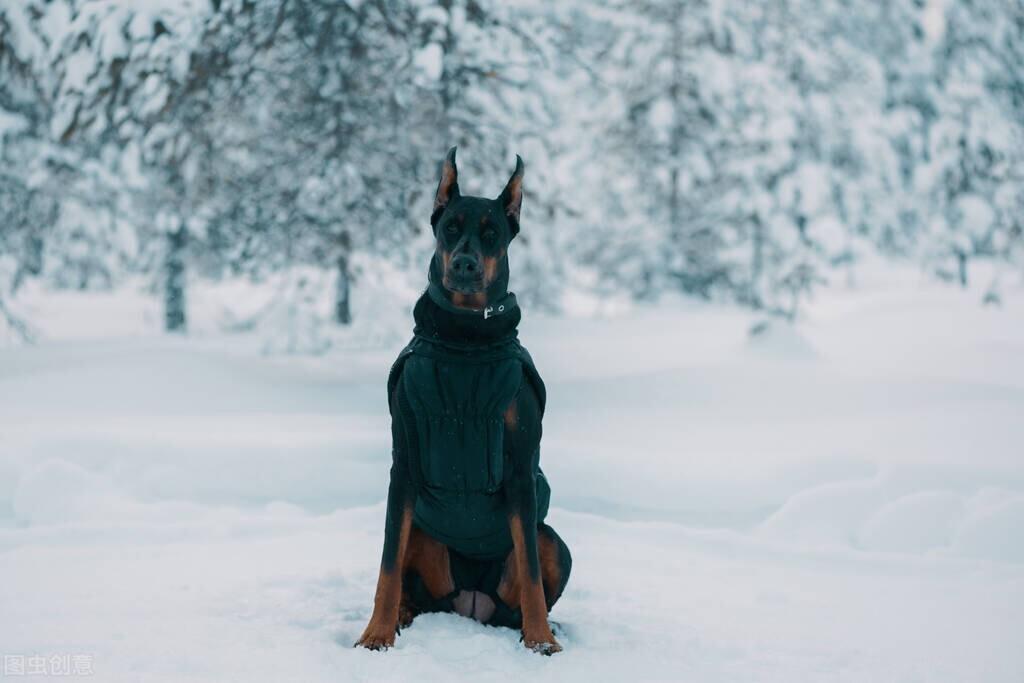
430, 147, 523, 304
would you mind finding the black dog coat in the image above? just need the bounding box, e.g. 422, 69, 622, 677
388, 288, 551, 561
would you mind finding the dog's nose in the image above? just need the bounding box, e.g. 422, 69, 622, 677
450, 254, 479, 277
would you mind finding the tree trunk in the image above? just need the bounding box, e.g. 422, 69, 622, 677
165, 225, 187, 333
335, 232, 352, 325
750, 213, 764, 308
668, 0, 683, 242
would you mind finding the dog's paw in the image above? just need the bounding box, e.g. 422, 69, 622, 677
524, 634, 565, 655
397, 602, 416, 629
354, 624, 396, 651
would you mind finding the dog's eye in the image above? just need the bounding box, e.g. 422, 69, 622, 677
481, 229, 496, 242
445, 223, 458, 235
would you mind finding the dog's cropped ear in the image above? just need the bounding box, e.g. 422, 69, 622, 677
498, 155, 524, 237
431, 147, 460, 229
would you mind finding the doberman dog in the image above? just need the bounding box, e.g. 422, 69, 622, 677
355, 148, 571, 655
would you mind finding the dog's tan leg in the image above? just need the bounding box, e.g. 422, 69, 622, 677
358, 519, 455, 646
498, 513, 561, 654
398, 589, 416, 629
404, 526, 455, 599
537, 530, 566, 600
355, 504, 413, 650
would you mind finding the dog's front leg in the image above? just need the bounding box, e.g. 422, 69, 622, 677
501, 472, 561, 654
355, 464, 413, 650
499, 391, 561, 654
506, 499, 561, 654
355, 398, 416, 652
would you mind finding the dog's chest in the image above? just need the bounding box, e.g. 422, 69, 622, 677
400, 351, 523, 493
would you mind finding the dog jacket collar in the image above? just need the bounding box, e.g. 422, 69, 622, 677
426, 282, 518, 320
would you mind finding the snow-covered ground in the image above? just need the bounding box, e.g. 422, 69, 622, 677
2, 270, 1023, 682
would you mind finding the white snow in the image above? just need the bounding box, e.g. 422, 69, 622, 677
413, 43, 444, 82
1, 269, 1023, 681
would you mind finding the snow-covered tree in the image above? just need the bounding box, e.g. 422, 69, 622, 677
1, 0, 61, 340
924, 0, 1024, 295
4, 0, 1022, 342
580, 0, 843, 316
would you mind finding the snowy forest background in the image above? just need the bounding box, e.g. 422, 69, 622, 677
3, 3, 1024, 678
1, 0, 1023, 345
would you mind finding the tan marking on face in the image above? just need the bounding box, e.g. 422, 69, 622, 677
482, 247, 504, 288
482, 257, 498, 286
440, 250, 453, 290
504, 400, 518, 430
451, 292, 488, 310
